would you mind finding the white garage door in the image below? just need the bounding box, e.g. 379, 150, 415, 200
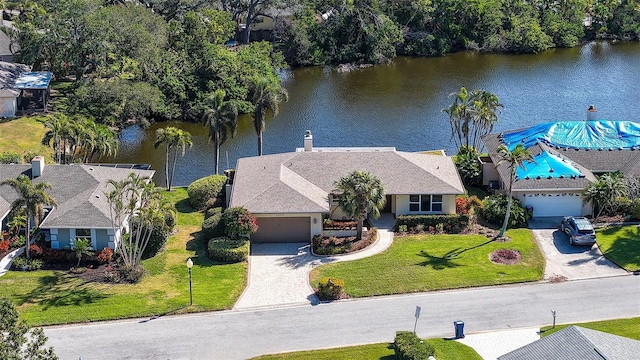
522, 193, 583, 217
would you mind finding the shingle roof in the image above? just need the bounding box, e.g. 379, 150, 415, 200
498, 326, 640, 360
230, 150, 464, 214
0, 164, 155, 228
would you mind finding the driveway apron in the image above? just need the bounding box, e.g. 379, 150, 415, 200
529, 217, 628, 280
233, 214, 396, 309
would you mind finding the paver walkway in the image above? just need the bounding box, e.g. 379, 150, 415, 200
0, 247, 24, 277
528, 217, 628, 280
233, 213, 396, 309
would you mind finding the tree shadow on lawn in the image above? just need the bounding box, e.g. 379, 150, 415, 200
20, 272, 108, 310
174, 198, 198, 214
417, 239, 494, 270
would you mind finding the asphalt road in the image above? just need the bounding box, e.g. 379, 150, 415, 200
45, 275, 640, 360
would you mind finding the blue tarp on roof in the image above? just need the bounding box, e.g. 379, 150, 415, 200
502, 121, 640, 151
14, 72, 53, 90
516, 151, 582, 180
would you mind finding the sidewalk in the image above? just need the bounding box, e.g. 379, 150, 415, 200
0, 246, 24, 277
233, 214, 396, 309
456, 327, 540, 360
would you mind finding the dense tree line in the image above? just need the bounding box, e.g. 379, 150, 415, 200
8, 0, 285, 128
275, 0, 640, 66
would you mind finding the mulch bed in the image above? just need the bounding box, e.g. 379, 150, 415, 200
490, 249, 522, 265
313, 228, 377, 255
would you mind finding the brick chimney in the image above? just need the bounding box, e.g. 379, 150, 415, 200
31, 156, 44, 178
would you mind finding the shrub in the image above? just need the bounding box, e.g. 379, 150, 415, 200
187, 175, 227, 210
205, 207, 223, 220
456, 196, 470, 214
0, 240, 8, 252
202, 213, 225, 238
481, 194, 530, 228
313, 228, 377, 255
395, 214, 469, 233
322, 219, 359, 230
0, 151, 21, 164
118, 265, 145, 283
69, 266, 87, 274
140, 224, 171, 260
454, 145, 482, 186
41, 248, 74, 264
222, 207, 258, 238
29, 244, 43, 257
317, 277, 344, 300
207, 237, 249, 263
394, 331, 435, 360
632, 201, 640, 220
96, 248, 113, 264
612, 196, 633, 216
10, 235, 25, 248
103, 267, 121, 283
11, 257, 43, 271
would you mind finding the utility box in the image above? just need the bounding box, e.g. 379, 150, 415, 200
454, 320, 465, 339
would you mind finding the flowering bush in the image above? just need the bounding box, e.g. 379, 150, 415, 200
456, 196, 470, 214
96, 248, 113, 264
29, 244, 43, 257
222, 207, 258, 238
0, 240, 9, 252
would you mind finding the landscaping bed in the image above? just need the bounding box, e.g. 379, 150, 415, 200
312, 228, 377, 255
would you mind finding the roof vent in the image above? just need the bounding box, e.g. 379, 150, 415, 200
31, 156, 45, 178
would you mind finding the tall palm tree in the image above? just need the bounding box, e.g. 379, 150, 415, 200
154, 127, 192, 191
496, 144, 534, 237
1, 175, 57, 259
202, 89, 238, 174
41, 113, 68, 164
333, 171, 386, 240
471, 90, 503, 149
248, 77, 288, 156
443, 87, 474, 149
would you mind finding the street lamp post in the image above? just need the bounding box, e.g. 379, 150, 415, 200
187, 258, 193, 306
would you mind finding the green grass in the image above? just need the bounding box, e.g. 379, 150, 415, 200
465, 186, 487, 200
595, 226, 640, 272
0, 187, 247, 326
251, 338, 481, 360
311, 229, 544, 297
0, 116, 53, 161
541, 317, 640, 340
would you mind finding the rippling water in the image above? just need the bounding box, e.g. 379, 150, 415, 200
112, 41, 640, 186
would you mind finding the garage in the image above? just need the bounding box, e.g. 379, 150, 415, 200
251, 217, 311, 243
521, 192, 584, 217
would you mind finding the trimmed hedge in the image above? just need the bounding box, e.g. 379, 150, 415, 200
207, 237, 249, 263
205, 207, 223, 220
202, 213, 225, 238
394, 331, 435, 360
317, 276, 345, 300
187, 175, 227, 210
395, 214, 469, 233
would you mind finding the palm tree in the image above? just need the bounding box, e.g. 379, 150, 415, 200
583, 172, 627, 219
41, 113, 68, 164
248, 77, 288, 156
333, 171, 386, 240
202, 89, 238, 174
496, 144, 534, 237
72, 238, 93, 267
154, 127, 192, 191
443, 87, 503, 150
1, 175, 57, 259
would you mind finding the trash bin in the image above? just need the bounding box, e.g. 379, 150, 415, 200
454, 320, 465, 339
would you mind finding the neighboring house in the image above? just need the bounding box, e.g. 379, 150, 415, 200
0, 61, 29, 118
498, 325, 640, 360
229, 131, 465, 243
0, 157, 155, 250
481, 107, 640, 217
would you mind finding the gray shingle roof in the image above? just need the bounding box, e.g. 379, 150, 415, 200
230, 150, 464, 214
0, 164, 154, 228
498, 326, 640, 360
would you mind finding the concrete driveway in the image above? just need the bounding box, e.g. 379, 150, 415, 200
529, 217, 628, 281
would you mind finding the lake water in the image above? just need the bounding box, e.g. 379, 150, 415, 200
112, 41, 640, 186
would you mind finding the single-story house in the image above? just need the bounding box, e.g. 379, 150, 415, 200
498, 325, 640, 360
481, 107, 640, 217
228, 131, 465, 243
0, 157, 155, 250
0, 61, 29, 118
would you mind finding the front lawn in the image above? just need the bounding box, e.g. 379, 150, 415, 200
541, 317, 640, 340
0, 188, 247, 326
596, 226, 640, 272
310, 229, 544, 297
252, 338, 481, 360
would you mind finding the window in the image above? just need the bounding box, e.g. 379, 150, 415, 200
409, 195, 443, 212
76, 229, 91, 240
